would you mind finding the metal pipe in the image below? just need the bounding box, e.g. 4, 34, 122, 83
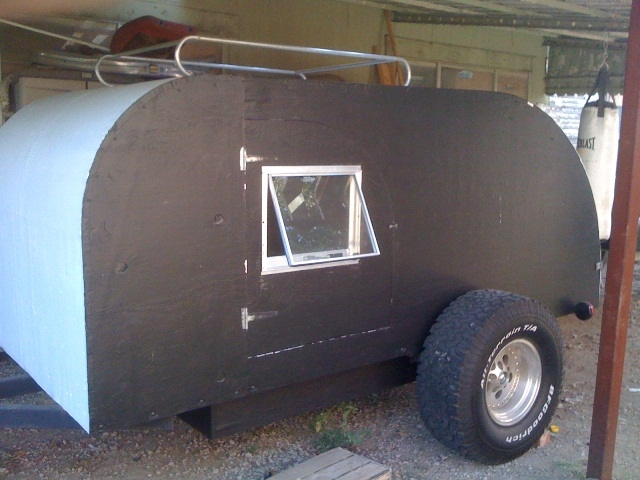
91, 35, 411, 86
173, 35, 411, 85
89, 34, 411, 86
94, 54, 307, 87
0, 18, 111, 53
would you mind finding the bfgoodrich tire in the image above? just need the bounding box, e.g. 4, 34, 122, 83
417, 289, 563, 464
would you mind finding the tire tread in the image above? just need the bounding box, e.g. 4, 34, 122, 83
416, 289, 563, 463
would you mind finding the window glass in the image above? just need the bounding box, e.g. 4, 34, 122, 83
263, 166, 379, 268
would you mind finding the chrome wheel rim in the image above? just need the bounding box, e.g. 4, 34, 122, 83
485, 338, 542, 426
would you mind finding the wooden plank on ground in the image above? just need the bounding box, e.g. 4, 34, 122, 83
270, 447, 391, 480
339, 462, 392, 480
273, 448, 352, 479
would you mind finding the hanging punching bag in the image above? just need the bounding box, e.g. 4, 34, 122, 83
576, 65, 620, 241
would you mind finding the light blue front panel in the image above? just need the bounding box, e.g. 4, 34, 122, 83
0, 78, 171, 431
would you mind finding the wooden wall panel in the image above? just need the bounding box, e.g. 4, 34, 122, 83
83, 75, 247, 428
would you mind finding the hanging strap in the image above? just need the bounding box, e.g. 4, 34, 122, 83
586, 64, 615, 118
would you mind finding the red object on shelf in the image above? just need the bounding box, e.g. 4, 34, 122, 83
110, 15, 195, 55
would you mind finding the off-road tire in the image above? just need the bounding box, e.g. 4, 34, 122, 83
417, 289, 564, 464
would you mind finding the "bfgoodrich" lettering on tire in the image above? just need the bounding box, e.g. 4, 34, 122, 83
505, 384, 555, 443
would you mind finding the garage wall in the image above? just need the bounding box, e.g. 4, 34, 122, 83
88, 0, 547, 98
0, 1, 549, 109
392, 23, 547, 103
89, 0, 385, 84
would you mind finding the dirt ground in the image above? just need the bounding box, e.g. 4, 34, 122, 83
1, 265, 640, 479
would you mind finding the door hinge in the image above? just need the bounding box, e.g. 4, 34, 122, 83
241, 307, 252, 330
239, 147, 265, 171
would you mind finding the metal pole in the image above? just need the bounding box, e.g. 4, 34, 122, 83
0, 18, 111, 53
587, 1, 640, 478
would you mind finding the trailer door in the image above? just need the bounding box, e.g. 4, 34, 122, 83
243, 159, 394, 393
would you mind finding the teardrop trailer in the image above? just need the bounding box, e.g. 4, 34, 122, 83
0, 43, 601, 465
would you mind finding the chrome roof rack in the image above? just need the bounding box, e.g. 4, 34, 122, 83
93, 35, 411, 87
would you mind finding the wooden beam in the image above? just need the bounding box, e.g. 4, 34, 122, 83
392, 12, 628, 34
341, 0, 472, 15
424, 0, 550, 17
537, 29, 628, 42
397, 0, 479, 15
586, 0, 640, 479
349, 0, 624, 20
508, 0, 621, 18
269, 448, 391, 480
384, 10, 404, 85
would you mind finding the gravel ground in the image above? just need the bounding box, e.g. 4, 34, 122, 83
2, 266, 640, 480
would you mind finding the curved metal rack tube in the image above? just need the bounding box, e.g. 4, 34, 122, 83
94, 35, 411, 86
95, 55, 306, 86
174, 35, 411, 85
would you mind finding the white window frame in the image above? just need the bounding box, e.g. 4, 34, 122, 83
261, 165, 380, 274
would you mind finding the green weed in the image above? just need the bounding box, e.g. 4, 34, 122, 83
311, 402, 369, 452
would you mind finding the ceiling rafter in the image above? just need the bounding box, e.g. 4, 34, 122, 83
434, 0, 551, 17
372, 0, 480, 15
537, 28, 628, 41
517, 0, 623, 19
340, 1, 631, 40
392, 12, 629, 35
